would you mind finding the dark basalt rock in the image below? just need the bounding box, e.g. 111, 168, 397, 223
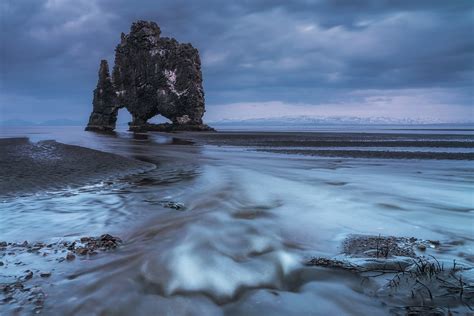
86, 20, 214, 132
86, 60, 117, 131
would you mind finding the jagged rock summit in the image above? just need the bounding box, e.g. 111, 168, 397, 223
86, 21, 214, 132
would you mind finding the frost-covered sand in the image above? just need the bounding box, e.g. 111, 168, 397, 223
0, 138, 155, 197
0, 127, 473, 315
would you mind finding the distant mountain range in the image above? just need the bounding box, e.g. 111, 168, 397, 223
210, 115, 473, 126
1, 116, 472, 128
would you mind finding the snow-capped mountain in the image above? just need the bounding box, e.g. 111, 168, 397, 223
209, 115, 471, 126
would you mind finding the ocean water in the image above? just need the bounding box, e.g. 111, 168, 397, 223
0, 126, 473, 315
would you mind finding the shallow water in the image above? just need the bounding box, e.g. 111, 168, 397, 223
1, 126, 473, 315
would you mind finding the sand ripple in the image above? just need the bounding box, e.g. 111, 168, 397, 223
0, 138, 155, 197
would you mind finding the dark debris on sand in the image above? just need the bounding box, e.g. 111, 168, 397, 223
1, 281, 46, 315
307, 235, 474, 315
0, 234, 122, 314
75, 234, 123, 255
342, 234, 442, 259
160, 200, 185, 210
343, 235, 419, 258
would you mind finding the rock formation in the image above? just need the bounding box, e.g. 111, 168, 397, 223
86, 21, 213, 132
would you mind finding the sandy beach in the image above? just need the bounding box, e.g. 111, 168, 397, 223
0, 138, 155, 198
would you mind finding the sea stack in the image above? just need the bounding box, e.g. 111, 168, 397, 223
86, 20, 213, 132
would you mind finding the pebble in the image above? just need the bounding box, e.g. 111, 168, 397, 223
40, 272, 51, 278
163, 201, 185, 210
76, 247, 88, 255
429, 240, 440, 246
417, 244, 427, 251
0, 233, 123, 312
24, 271, 33, 280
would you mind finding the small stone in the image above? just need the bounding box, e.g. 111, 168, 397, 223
40, 272, 51, 278
75, 247, 88, 255
0, 261, 3, 266
33, 242, 44, 249
80, 237, 91, 243
66, 252, 76, 261
163, 201, 185, 210
24, 271, 33, 280
429, 240, 440, 246
100, 234, 114, 241
0, 241, 7, 247
417, 244, 427, 251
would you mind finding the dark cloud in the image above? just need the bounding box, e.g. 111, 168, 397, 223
0, 0, 472, 121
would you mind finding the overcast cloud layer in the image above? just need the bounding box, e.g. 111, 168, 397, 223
1, 0, 473, 123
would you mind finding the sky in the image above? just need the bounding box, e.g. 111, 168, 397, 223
0, 0, 473, 123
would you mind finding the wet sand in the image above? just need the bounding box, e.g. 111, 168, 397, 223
0, 138, 156, 197
184, 131, 474, 160
257, 149, 474, 160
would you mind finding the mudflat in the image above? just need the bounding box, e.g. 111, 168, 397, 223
184, 131, 474, 160
0, 138, 155, 197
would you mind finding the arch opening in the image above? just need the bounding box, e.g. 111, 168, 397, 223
148, 115, 172, 124
116, 108, 133, 130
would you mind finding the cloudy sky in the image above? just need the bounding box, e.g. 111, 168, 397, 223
1, 0, 473, 123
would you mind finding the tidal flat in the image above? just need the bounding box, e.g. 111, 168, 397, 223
0, 126, 473, 315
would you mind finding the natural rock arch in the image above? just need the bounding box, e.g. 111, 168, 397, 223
86, 21, 213, 132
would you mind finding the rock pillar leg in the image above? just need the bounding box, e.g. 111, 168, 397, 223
85, 60, 118, 131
